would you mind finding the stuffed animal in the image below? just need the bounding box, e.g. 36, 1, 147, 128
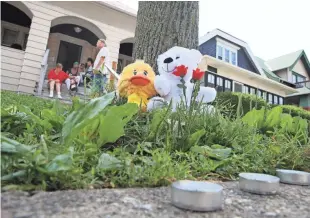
147, 46, 217, 112
117, 60, 157, 112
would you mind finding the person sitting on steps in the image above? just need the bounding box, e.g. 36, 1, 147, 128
65, 62, 81, 91
47, 63, 69, 99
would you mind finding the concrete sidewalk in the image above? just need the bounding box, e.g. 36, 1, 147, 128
2, 182, 310, 218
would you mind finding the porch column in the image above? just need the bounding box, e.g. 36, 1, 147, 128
17, 16, 52, 94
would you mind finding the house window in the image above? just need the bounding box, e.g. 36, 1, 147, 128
207, 66, 217, 73
279, 97, 283, 105
262, 92, 267, 101
207, 74, 215, 87
234, 82, 243, 92
257, 90, 262, 97
268, 93, 273, 104
231, 52, 237, 65
216, 39, 238, 65
274, 95, 278, 104
242, 85, 249, 94
217, 45, 223, 60
2, 28, 19, 46
250, 87, 256, 95
216, 77, 223, 92
224, 80, 231, 91
225, 49, 230, 63
292, 73, 306, 84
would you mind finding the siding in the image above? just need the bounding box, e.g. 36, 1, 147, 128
199, 37, 216, 57
2, 1, 136, 94
237, 49, 259, 74
199, 36, 260, 75
292, 59, 310, 80
1, 47, 25, 91
274, 69, 288, 81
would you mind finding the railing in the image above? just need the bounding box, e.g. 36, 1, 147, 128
36, 49, 50, 96
295, 80, 310, 89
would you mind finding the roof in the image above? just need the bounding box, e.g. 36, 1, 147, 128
199, 29, 267, 78
266, 49, 304, 71
255, 56, 281, 82
286, 86, 310, 97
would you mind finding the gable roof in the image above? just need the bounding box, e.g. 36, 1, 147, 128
199, 29, 267, 78
255, 56, 281, 82
266, 49, 310, 74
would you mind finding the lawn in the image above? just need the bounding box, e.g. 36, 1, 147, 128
1, 90, 309, 191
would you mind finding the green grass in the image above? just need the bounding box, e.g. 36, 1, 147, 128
1, 90, 309, 191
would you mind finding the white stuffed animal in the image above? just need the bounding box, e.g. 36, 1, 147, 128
147, 46, 217, 112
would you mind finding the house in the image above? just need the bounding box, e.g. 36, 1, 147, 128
199, 29, 310, 110
1, 1, 136, 94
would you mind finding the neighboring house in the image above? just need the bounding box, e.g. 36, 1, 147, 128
1, 1, 136, 94
199, 29, 310, 110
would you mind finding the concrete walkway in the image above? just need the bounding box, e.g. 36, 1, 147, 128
2, 182, 310, 218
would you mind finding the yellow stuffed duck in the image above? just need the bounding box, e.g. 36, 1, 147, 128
117, 60, 157, 111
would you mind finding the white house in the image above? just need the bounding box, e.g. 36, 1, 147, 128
1, 1, 137, 94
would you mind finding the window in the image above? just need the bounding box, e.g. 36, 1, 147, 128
216, 39, 238, 65
23, 33, 29, 50
262, 92, 267, 101
231, 52, 236, 65
234, 82, 243, 92
257, 90, 262, 97
250, 87, 256, 95
217, 45, 223, 60
216, 77, 223, 92
2, 28, 18, 46
207, 74, 215, 87
279, 97, 283, 105
274, 95, 278, 104
292, 73, 306, 84
242, 85, 249, 94
224, 80, 231, 91
207, 66, 217, 73
268, 93, 273, 104
225, 49, 230, 62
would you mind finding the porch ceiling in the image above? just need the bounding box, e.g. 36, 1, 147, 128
50, 24, 98, 46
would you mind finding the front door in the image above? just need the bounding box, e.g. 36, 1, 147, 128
56, 40, 82, 73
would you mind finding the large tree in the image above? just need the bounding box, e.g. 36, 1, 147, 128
133, 1, 199, 72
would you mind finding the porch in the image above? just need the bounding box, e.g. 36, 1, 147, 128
0, 1, 136, 96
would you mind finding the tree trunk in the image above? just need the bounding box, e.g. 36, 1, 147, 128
133, 1, 199, 73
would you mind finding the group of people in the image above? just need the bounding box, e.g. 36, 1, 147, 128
48, 39, 110, 99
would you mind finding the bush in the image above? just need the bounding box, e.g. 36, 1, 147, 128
276, 105, 310, 121
215, 92, 267, 117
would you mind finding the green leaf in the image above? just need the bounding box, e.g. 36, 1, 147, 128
1, 135, 32, 154
242, 107, 265, 128
191, 145, 232, 160
265, 106, 282, 129
1, 170, 26, 181
188, 129, 206, 147
46, 147, 74, 172
97, 153, 122, 170
62, 92, 115, 145
97, 103, 138, 145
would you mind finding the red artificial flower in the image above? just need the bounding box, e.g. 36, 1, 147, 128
192, 68, 204, 81
172, 65, 188, 77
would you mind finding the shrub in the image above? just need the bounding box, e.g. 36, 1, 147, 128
215, 92, 267, 117
276, 105, 310, 121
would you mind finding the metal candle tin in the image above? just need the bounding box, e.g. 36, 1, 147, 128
239, 173, 280, 195
276, 169, 310, 186
171, 180, 223, 211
